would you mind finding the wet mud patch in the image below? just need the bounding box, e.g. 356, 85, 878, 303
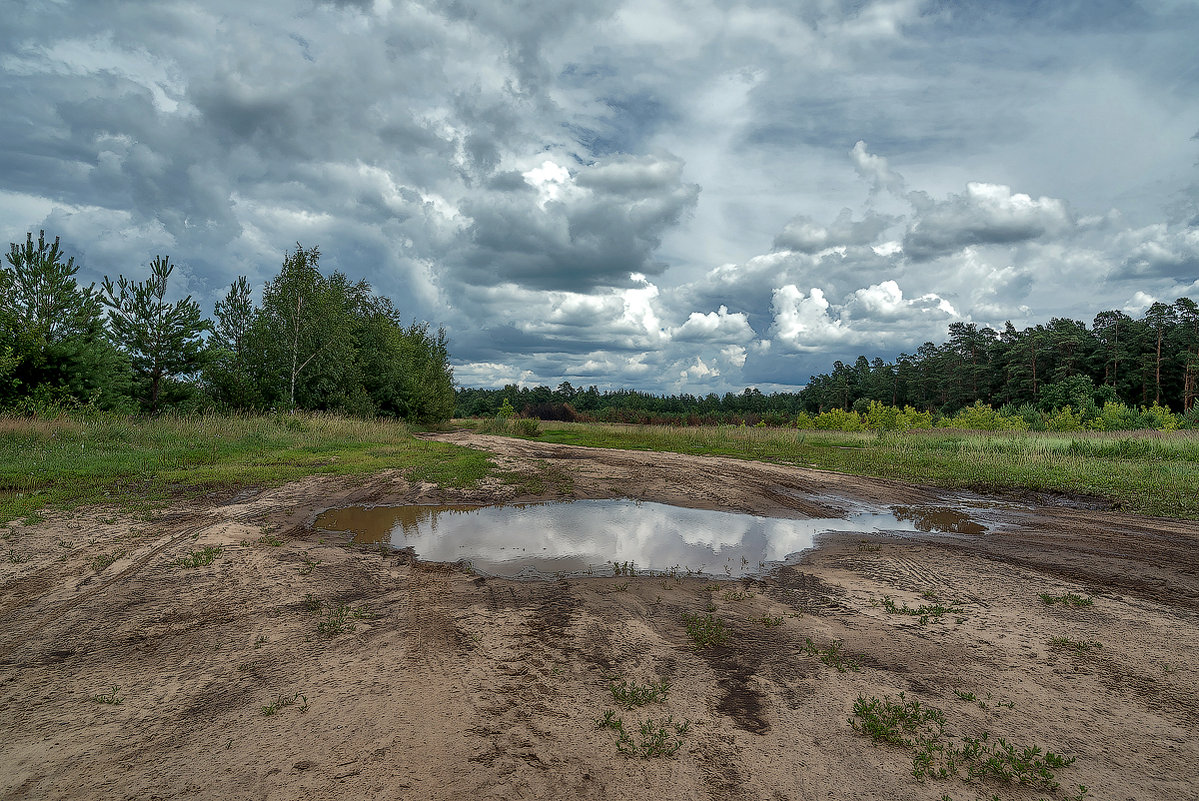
525, 580, 579, 644
760, 566, 846, 615
698, 640, 771, 734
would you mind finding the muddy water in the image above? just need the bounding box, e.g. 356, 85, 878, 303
313, 499, 989, 579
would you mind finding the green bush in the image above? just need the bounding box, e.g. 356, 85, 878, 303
938, 402, 1028, 431
813, 408, 864, 431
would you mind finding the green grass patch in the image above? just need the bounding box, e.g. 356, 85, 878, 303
0, 413, 496, 524
498, 421, 1199, 519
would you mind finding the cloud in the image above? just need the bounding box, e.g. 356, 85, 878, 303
455, 154, 700, 292
903, 182, 1074, 260
768, 286, 853, 352
851, 140, 906, 196
774, 208, 897, 253
1111, 223, 1199, 280
670, 305, 755, 343
848, 280, 958, 321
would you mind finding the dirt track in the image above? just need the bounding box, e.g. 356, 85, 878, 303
1, 432, 1196, 800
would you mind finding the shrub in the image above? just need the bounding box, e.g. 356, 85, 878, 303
513, 418, 541, 437
938, 402, 1028, 431
813, 408, 864, 431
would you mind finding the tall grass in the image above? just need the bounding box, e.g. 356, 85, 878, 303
0, 413, 494, 523
517, 421, 1199, 519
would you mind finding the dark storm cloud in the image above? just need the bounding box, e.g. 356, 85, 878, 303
455, 155, 699, 292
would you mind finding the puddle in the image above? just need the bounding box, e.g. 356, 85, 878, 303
891, 505, 986, 535
313, 499, 988, 580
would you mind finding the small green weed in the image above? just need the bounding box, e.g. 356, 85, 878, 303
309, 597, 378, 637
882, 596, 962, 624
682, 612, 728, 648
298, 552, 320, 575
612, 561, 637, 576
176, 544, 222, 568
850, 693, 946, 747
756, 615, 784, 628
90, 549, 126, 573
607, 715, 689, 758
261, 692, 309, 716
802, 637, 860, 672
92, 685, 123, 705
257, 532, 283, 547
722, 589, 754, 601
8, 548, 29, 564
1040, 592, 1094, 608
610, 679, 669, 709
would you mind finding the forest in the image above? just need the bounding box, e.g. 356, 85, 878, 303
0, 232, 454, 422
457, 296, 1199, 430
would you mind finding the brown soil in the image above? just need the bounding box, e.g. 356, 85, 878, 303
2, 432, 1196, 800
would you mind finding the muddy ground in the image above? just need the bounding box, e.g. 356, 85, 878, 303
1, 432, 1196, 800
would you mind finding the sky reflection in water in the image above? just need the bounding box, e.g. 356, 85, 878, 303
313, 499, 969, 579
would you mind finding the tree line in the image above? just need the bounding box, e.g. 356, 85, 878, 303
0, 232, 454, 421
798, 299, 1199, 417
457, 296, 1199, 430
455, 383, 806, 426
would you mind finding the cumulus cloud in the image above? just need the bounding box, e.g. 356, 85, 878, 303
670, 305, 755, 343
903, 182, 1074, 260
848, 280, 958, 320
1111, 223, 1199, 280
769, 286, 854, 352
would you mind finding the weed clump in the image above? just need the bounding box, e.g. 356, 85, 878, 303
609, 679, 669, 709
261, 692, 309, 716
803, 637, 861, 672
304, 595, 379, 637
850, 693, 1076, 791
681, 612, 728, 648
597, 709, 689, 758
92, 685, 123, 705
882, 596, 963, 625
90, 549, 126, 573
176, 544, 222, 568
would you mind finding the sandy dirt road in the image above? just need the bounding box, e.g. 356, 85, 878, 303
1, 432, 1196, 800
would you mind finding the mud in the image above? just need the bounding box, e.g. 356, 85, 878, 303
1, 431, 1196, 800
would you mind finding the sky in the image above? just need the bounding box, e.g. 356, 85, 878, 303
3, 0, 1198, 394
